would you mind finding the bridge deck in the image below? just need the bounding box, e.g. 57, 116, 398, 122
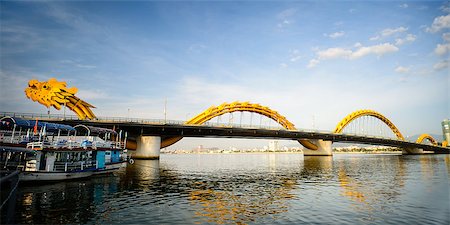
48, 120, 449, 153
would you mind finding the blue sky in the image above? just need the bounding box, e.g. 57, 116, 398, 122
1, 1, 449, 148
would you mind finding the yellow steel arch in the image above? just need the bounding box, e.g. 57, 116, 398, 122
186, 101, 295, 128
161, 101, 318, 150
334, 109, 405, 140
415, 134, 437, 146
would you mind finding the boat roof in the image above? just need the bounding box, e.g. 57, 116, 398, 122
0, 146, 36, 154
0, 116, 75, 132
0, 145, 103, 153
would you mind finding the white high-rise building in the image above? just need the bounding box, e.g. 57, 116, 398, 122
442, 119, 450, 146
268, 140, 279, 151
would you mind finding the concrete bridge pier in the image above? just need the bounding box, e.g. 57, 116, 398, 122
133, 136, 161, 159
302, 139, 333, 156
402, 147, 424, 155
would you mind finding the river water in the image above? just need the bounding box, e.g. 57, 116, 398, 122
2, 153, 450, 224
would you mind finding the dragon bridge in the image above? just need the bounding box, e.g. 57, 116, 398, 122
161, 101, 318, 150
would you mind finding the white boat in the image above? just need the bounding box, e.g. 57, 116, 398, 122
20, 170, 95, 181
0, 117, 128, 182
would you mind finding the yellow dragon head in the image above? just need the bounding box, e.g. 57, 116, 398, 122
25, 78, 96, 120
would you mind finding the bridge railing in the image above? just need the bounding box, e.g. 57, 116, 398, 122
0, 112, 412, 143
0, 112, 183, 125
1, 112, 288, 130
1, 112, 80, 120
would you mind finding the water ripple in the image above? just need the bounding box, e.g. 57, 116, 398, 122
3, 154, 449, 224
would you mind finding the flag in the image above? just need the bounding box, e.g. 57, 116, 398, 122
33, 119, 38, 135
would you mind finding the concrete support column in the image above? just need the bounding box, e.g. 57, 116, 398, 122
302, 139, 333, 156
402, 148, 424, 155
133, 136, 161, 160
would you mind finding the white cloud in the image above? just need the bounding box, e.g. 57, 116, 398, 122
399, 3, 408, 9
441, 5, 450, 13
434, 32, 450, 56
433, 60, 449, 71
426, 14, 450, 33
443, 33, 450, 42
60, 59, 97, 69
370, 27, 408, 41
277, 8, 297, 19
289, 49, 302, 62
307, 59, 320, 68
290, 55, 301, 62
277, 20, 291, 28
280, 50, 302, 68
277, 8, 296, 28
434, 43, 450, 56
395, 66, 410, 73
76, 64, 96, 69
406, 34, 416, 41
382, 27, 408, 36
395, 34, 417, 45
317, 48, 352, 59
326, 31, 345, 39
350, 43, 398, 59
308, 43, 399, 68
188, 43, 206, 52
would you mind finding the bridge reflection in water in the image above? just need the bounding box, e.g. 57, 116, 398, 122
4, 154, 450, 224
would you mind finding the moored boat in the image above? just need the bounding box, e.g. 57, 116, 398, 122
0, 117, 128, 182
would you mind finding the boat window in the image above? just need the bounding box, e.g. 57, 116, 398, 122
25, 153, 36, 161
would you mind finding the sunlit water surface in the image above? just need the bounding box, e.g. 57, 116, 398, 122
2, 153, 450, 224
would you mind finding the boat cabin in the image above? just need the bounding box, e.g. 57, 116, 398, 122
1, 117, 127, 175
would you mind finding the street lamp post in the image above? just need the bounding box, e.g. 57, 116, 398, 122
164, 98, 167, 124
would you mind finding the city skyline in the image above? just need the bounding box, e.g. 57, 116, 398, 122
1, 1, 449, 148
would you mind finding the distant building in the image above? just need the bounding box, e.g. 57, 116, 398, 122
268, 140, 279, 151
442, 119, 450, 146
